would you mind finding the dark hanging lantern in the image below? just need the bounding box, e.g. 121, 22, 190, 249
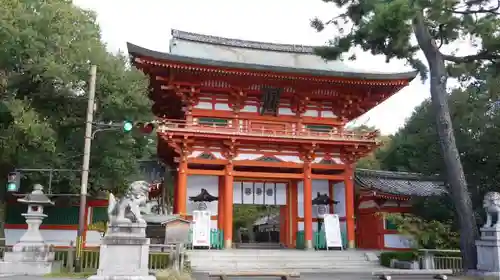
312, 192, 339, 233
189, 188, 218, 202
311, 192, 339, 205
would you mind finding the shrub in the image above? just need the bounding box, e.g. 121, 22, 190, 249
380, 251, 418, 267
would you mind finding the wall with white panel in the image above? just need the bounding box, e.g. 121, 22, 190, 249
186, 175, 219, 229
384, 234, 413, 249
233, 181, 287, 205
297, 180, 346, 219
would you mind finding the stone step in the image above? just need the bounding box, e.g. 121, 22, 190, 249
187, 249, 381, 273
235, 243, 284, 249
192, 261, 379, 268
188, 256, 367, 262
187, 251, 368, 257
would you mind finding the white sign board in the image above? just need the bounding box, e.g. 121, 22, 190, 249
323, 214, 343, 249
192, 210, 211, 247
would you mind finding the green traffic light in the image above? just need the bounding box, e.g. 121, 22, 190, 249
7, 182, 17, 192
123, 121, 133, 132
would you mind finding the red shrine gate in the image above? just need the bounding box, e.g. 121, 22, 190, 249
128, 29, 416, 249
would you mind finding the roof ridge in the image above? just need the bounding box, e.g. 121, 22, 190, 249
355, 168, 441, 181
171, 29, 317, 54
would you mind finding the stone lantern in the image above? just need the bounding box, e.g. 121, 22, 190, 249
14, 184, 55, 250
0, 184, 59, 275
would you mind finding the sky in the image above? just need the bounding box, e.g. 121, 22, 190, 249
74, 0, 432, 135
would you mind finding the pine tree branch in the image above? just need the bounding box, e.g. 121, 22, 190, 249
442, 51, 500, 63
446, 0, 500, 15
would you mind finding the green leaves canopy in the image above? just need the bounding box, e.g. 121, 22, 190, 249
0, 0, 154, 195
377, 84, 500, 225
311, 0, 500, 80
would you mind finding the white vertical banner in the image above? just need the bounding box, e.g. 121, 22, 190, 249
323, 214, 343, 249
192, 210, 211, 247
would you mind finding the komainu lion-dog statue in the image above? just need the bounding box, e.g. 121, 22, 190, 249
483, 191, 500, 228
107, 180, 150, 224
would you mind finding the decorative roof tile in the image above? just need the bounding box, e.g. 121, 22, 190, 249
354, 169, 446, 197
172, 29, 315, 54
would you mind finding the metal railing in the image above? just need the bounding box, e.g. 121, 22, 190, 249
418, 249, 463, 272
157, 119, 379, 142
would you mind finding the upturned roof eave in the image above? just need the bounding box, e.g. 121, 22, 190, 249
127, 42, 418, 82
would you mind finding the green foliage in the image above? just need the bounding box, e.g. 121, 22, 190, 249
233, 205, 272, 229
385, 213, 460, 249
312, 0, 500, 81
0, 0, 154, 196
379, 251, 418, 267
377, 86, 500, 224
349, 125, 391, 170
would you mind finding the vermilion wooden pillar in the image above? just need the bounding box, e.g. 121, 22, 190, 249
172, 173, 178, 214
223, 163, 234, 249
279, 206, 286, 246
290, 181, 298, 248
303, 162, 313, 250
176, 158, 188, 216
217, 176, 224, 230
344, 165, 356, 249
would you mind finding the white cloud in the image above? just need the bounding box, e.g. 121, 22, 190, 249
74, 0, 432, 135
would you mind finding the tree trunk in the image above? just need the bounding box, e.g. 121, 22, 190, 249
0, 163, 11, 246
245, 222, 256, 243
413, 14, 478, 271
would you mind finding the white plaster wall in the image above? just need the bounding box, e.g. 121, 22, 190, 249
186, 175, 219, 215
298, 221, 319, 231
5, 229, 76, 246
384, 234, 413, 249
170, 38, 364, 72
86, 231, 103, 246
6, 230, 103, 247
333, 182, 346, 217
297, 180, 345, 219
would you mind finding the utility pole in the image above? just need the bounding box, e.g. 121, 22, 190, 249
75, 65, 97, 271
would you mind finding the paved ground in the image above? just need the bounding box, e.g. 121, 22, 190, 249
0, 273, 469, 280
208, 273, 462, 280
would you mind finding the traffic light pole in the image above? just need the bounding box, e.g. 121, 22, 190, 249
75, 65, 97, 272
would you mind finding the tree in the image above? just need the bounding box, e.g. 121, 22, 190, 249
350, 124, 392, 169
233, 205, 276, 242
379, 85, 500, 226
386, 213, 460, 249
0, 0, 154, 238
311, 0, 500, 269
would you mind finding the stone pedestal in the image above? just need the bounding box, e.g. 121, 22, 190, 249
475, 226, 500, 276
88, 221, 156, 280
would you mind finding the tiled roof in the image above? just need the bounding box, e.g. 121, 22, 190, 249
354, 169, 446, 197
127, 42, 417, 81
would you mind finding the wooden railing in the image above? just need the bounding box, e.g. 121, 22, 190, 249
158, 119, 379, 142
0, 242, 180, 273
